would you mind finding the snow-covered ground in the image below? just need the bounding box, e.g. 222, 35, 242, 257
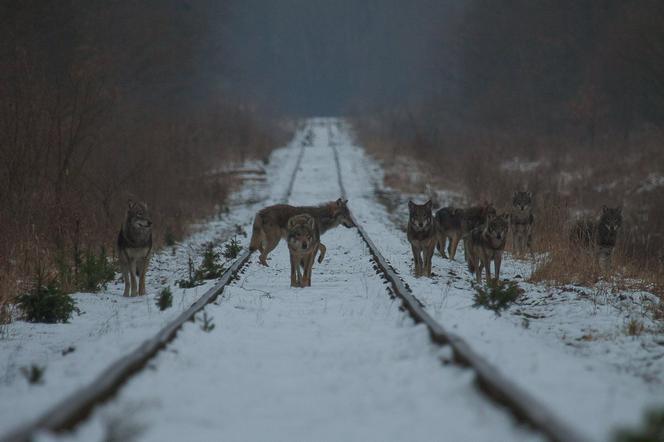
335, 123, 664, 441
0, 130, 306, 437
3, 118, 662, 441
5, 119, 542, 442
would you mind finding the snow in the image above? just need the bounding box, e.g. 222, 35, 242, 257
2, 118, 661, 442
0, 131, 306, 436
13, 119, 539, 441
335, 122, 664, 441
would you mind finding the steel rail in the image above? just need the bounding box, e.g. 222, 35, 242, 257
331, 143, 588, 442
1, 140, 308, 442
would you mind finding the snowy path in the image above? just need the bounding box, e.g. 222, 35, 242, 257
56, 119, 539, 441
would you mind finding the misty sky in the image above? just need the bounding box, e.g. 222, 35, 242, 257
222, 0, 452, 116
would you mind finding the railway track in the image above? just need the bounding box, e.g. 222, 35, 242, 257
3, 121, 585, 442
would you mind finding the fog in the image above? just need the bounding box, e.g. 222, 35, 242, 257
223, 0, 452, 116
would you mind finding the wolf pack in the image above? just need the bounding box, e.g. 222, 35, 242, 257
116, 190, 622, 294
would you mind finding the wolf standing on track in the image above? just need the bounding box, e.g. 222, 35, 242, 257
286, 214, 326, 287
117, 199, 153, 296
466, 213, 510, 283
407, 200, 436, 277
435, 206, 463, 260
249, 198, 354, 266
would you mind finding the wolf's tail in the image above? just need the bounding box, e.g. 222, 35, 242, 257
249, 214, 263, 251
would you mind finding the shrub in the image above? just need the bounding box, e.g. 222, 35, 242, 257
199, 312, 215, 332
177, 257, 204, 289
614, 408, 664, 442
20, 364, 45, 384
77, 247, 116, 292
472, 280, 523, 315
156, 287, 173, 311
195, 242, 224, 280
222, 236, 242, 260
17, 276, 77, 323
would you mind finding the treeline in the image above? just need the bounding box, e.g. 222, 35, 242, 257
0, 1, 287, 309
354, 0, 664, 286
358, 0, 664, 153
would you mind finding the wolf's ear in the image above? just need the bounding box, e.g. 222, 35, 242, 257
344, 199, 348, 205
128, 199, 135, 209
336, 198, 344, 207
307, 217, 316, 230
527, 191, 533, 199
287, 217, 297, 230
424, 200, 432, 211
408, 200, 415, 212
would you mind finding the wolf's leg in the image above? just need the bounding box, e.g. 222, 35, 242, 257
411, 245, 422, 276
121, 267, 130, 297
138, 254, 150, 296
449, 234, 460, 260
260, 228, 281, 267
494, 254, 502, 282
436, 236, 448, 259
129, 259, 138, 296
303, 253, 314, 287
424, 243, 435, 277
298, 258, 306, 287
476, 260, 483, 284
289, 252, 298, 287
483, 257, 492, 283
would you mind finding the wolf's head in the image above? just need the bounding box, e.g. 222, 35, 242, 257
512, 191, 533, 212
126, 199, 152, 230
408, 200, 433, 231
599, 206, 622, 233
484, 213, 510, 243
329, 198, 354, 228
287, 214, 316, 252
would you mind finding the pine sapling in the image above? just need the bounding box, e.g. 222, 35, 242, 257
156, 287, 173, 311
21, 364, 45, 385
200, 312, 215, 332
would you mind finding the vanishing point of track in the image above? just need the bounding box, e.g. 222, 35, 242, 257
2, 132, 585, 442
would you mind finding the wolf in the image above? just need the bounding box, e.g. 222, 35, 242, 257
407, 200, 436, 277
117, 199, 152, 296
460, 203, 496, 265
249, 198, 353, 266
286, 214, 326, 287
511, 191, 534, 255
571, 206, 622, 270
434, 206, 463, 260
465, 213, 510, 283
461, 203, 497, 235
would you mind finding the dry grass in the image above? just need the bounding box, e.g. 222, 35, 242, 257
353, 118, 664, 304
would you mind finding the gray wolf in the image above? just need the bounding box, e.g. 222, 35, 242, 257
461, 203, 497, 235
117, 200, 152, 296
466, 213, 510, 283
249, 198, 353, 266
286, 214, 326, 287
511, 191, 534, 255
571, 206, 622, 270
460, 203, 496, 266
407, 200, 436, 277
435, 206, 463, 260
